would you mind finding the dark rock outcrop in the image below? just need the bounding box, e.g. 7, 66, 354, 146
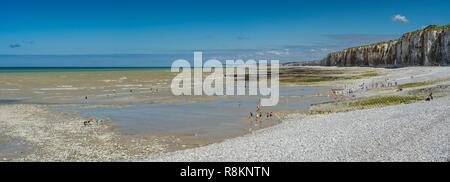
321, 25, 450, 67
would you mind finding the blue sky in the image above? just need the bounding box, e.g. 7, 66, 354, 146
1, 0, 450, 65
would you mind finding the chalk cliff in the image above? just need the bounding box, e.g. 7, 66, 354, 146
321, 25, 450, 67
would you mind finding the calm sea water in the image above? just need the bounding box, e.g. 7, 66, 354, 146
60, 86, 325, 137
0, 67, 170, 73
0, 54, 185, 67
0, 64, 331, 140
0, 54, 292, 68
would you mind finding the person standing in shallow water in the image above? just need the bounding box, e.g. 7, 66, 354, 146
248, 112, 254, 124
255, 99, 262, 127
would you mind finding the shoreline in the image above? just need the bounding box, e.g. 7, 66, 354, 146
0, 104, 169, 161
1, 66, 450, 161
144, 95, 450, 162
143, 66, 450, 161
0, 102, 290, 161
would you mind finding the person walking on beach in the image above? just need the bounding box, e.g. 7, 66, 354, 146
425, 92, 434, 101
255, 99, 262, 127
255, 112, 259, 125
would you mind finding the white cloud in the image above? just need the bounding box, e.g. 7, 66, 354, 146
255, 51, 265, 56
255, 49, 290, 56
392, 14, 409, 24
266, 50, 283, 56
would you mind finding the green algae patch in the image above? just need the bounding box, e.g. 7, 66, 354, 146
308, 94, 423, 115
396, 81, 434, 89
280, 67, 380, 84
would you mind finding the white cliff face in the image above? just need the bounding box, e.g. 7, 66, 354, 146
322, 25, 450, 67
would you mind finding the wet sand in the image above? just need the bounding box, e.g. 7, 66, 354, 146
0, 104, 169, 161
145, 66, 450, 162
0, 67, 333, 161
0, 68, 176, 105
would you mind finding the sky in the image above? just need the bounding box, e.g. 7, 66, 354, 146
0, 0, 449, 66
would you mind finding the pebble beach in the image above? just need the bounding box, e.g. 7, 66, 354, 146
144, 95, 450, 162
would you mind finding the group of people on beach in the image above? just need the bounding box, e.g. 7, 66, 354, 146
83, 116, 100, 126
336, 79, 399, 97
371, 80, 398, 89
335, 77, 437, 103
149, 88, 159, 94
360, 79, 397, 91
248, 99, 274, 127
82, 87, 162, 102
83, 116, 110, 126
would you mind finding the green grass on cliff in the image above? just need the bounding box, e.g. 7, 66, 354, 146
404, 24, 450, 38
